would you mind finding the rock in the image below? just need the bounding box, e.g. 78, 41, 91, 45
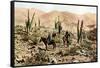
49, 56, 57, 64
58, 59, 62, 62
76, 50, 87, 56
73, 60, 80, 63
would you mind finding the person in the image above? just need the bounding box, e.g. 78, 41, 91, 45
47, 33, 52, 44
63, 31, 70, 47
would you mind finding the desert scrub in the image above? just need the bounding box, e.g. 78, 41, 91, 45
69, 46, 80, 56
34, 49, 49, 64
21, 33, 29, 41
57, 49, 70, 56
15, 25, 24, 34
52, 33, 63, 44
53, 34, 61, 43
80, 39, 92, 50
24, 56, 35, 65
87, 28, 97, 41
29, 31, 41, 45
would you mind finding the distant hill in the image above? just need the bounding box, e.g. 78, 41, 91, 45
15, 8, 45, 26
15, 8, 96, 33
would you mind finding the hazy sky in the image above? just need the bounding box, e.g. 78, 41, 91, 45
15, 2, 96, 14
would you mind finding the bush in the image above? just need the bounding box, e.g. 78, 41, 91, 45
34, 50, 49, 64
15, 25, 24, 34
81, 39, 92, 49
69, 46, 80, 56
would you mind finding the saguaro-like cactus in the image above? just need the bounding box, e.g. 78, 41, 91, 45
38, 18, 40, 27
58, 22, 62, 34
77, 20, 80, 43
77, 20, 83, 43
25, 9, 35, 35
54, 16, 62, 34
55, 20, 57, 30
80, 20, 83, 41
57, 16, 62, 34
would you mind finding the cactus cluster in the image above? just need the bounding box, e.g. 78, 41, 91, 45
25, 9, 35, 35
77, 20, 83, 43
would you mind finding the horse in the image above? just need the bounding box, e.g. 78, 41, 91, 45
39, 34, 56, 50
39, 37, 56, 50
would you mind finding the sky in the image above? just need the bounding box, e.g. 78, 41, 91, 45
15, 2, 97, 14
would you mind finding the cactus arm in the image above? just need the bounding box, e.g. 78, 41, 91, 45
79, 20, 83, 42
30, 12, 35, 25
29, 12, 35, 31
77, 20, 80, 43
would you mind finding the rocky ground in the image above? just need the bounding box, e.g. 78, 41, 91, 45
14, 26, 97, 66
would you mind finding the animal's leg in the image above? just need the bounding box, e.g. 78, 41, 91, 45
63, 37, 67, 47
53, 43, 56, 49
65, 41, 67, 47
66, 40, 69, 47
63, 41, 66, 47
45, 44, 48, 50
64, 42, 66, 47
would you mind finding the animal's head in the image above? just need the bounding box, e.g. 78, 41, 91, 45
65, 31, 68, 35
52, 32, 57, 37
39, 37, 42, 42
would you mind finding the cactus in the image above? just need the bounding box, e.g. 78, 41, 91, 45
58, 22, 62, 34
25, 10, 29, 34
77, 20, 83, 43
77, 20, 80, 43
35, 21, 36, 27
38, 18, 40, 27
38, 18, 41, 30
25, 9, 35, 35
57, 16, 62, 34
80, 20, 83, 42
34, 20, 37, 32
54, 16, 62, 34
55, 20, 57, 29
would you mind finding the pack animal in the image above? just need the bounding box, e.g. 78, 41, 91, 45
39, 33, 56, 50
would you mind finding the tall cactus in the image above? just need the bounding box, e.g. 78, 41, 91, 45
54, 16, 62, 34
25, 9, 35, 35
35, 21, 36, 27
55, 20, 57, 29
58, 22, 62, 34
57, 16, 62, 34
25, 10, 29, 34
38, 18, 41, 30
38, 18, 40, 27
77, 20, 80, 43
34, 20, 37, 32
80, 20, 83, 42
77, 20, 83, 43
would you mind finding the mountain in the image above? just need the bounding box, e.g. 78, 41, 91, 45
40, 11, 78, 32
15, 8, 45, 26
15, 8, 96, 33
78, 13, 96, 31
